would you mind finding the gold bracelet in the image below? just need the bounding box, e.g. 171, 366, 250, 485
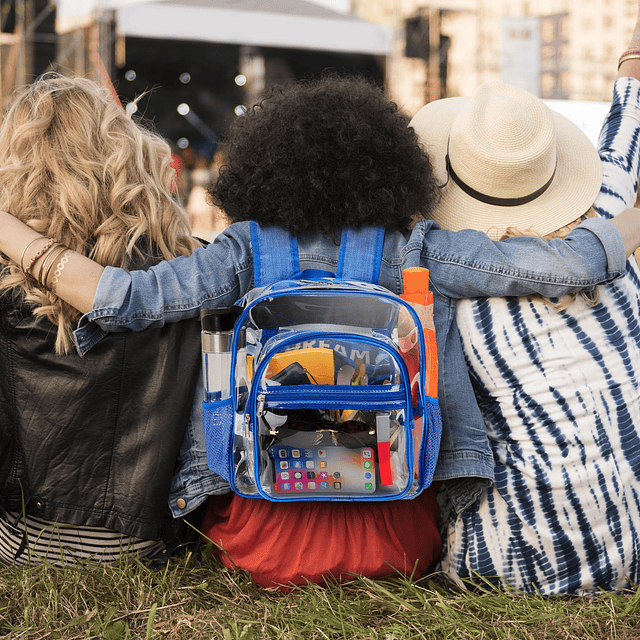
50, 249, 71, 293
39, 244, 67, 289
19, 236, 47, 272
40, 245, 67, 289
618, 52, 640, 70
37, 243, 62, 285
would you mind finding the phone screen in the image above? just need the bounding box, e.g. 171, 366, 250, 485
270, 445, 377, 495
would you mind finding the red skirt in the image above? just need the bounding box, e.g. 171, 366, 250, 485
201, 487, 441, 589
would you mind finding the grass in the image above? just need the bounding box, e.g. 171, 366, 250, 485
2, 545, 640, 639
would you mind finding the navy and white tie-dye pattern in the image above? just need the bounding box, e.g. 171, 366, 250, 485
439, 77, 640, 594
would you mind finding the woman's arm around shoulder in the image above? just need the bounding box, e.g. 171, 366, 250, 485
0, 210, 102, 314
420, 212, 640, 300
0, 210, 253, 330
3, 208, 640, 333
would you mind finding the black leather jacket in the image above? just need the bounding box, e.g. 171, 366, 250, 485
0, 290, 201, 541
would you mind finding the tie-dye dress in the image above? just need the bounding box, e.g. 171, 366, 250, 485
439, 77, 640, 594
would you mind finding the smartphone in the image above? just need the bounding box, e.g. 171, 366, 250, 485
270, 445, 377, 495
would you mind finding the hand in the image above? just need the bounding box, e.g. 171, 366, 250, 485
610, 208, 640, 258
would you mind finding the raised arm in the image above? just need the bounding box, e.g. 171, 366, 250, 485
598, 1, 640, 248
617, 1, 640, 81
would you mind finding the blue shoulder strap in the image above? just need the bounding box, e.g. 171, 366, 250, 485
250, 222, 300, 287
251, 222, 385, 286
337, 227, 385, 284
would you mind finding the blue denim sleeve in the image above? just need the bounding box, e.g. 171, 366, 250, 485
73, 223, 254, 355
421, 216, 625, 300
74, 215, 625, 355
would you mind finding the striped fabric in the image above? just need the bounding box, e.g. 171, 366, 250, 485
439, 78, 640, 594
0, 512, 163, 567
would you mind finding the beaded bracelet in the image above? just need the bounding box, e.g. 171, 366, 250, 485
19, 236, 47, 272
24, 237, 57, 275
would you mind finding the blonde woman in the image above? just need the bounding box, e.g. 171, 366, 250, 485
0, 74, 202, 565
409, 8, 640, 594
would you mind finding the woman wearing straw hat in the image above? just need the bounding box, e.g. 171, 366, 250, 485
409, 11, 640, 594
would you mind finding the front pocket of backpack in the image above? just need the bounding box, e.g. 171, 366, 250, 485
246, 332, 419, 501
252, 384, 414, 501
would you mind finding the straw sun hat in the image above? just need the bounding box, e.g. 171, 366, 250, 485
409, 81, 602, 240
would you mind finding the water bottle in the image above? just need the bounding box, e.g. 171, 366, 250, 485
201, 307, 236, 402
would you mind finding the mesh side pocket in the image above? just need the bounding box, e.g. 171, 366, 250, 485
202, 398, 234, 482
419, 400, 443, 490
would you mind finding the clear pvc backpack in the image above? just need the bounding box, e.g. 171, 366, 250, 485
202, 223, 442, 501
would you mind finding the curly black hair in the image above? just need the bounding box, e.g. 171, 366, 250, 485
210, 73, 440, 235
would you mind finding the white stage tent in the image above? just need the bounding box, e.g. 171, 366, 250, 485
57, 0, 394, 56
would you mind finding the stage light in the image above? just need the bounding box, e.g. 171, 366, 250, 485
125, 70, 136, 81
234, 74, 247, 87
234, 105, 247, 116
177, 107, 219, 147
177, 137, 189, 149
179, 72, 191, 84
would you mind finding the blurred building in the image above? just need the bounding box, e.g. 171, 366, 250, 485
1, 0, 637, 138
351, 0, 639, 115
0, 0, 57, 102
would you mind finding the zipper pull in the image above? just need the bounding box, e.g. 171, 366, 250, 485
256, 393, 279, 435
244, 412, 251, 438
257, 393, 266, 417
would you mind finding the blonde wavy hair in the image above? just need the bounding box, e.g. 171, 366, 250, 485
500, 209, 600, 310
0, 74, 201, 354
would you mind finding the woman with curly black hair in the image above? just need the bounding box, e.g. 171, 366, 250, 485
212, 74, 439, 235
0, 73, 636, 586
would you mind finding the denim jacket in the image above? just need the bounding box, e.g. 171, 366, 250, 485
73, 216, 625, 514
167, 372, 230, 516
